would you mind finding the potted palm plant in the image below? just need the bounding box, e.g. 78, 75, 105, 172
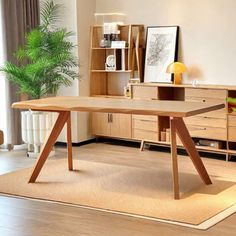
1, 0, 79, 99
0, 0, 79, 156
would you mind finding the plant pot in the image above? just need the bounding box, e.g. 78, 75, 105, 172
21, 111, 57, 157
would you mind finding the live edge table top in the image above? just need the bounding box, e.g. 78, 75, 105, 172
12, 96, 225, 118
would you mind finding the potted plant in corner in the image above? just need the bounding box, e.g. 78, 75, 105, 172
0, 0, 79, 156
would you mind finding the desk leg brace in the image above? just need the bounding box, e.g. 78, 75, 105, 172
170, 117, 212, 199
29, 111, 72, 183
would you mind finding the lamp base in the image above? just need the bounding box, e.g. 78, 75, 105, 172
174, 74, 182, 85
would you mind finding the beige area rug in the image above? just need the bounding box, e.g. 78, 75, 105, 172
0, 159, 235, 229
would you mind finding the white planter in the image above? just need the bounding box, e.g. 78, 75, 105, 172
21, 111, 57, 156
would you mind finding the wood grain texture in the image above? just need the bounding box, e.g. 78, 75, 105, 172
132, 129, 158, 142
12, 96, 225, 118
170, 118, 180, 199
92, 113, 110, 136
110, 114, 132, 138
186, 125, 227, 141
184, 116, 226, 128
67, 112, 73, 171
185, 88, 227, 99
0, 144, 235, 236
29, 111, 69, 183
174, 118, 212, 185
132, 86, 158, 99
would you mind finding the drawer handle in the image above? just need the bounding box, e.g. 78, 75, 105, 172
202, 99, 206, 102
193, 127, 207, 131
198, 127, 207, 130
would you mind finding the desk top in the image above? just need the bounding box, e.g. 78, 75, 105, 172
12, 96, 225, 118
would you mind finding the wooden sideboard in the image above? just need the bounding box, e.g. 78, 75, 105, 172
91, 83, 236, 161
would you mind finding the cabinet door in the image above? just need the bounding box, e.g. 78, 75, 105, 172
92, 113, 110, 136
110, 114, 131, 139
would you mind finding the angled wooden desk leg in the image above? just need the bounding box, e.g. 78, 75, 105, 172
170, 118, 180, 200
174, 117, 212, 185
67, 112, 73, 171
28, 111, 69, 183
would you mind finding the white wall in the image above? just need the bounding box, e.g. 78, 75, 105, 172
76, 0, 96, 141
40, 0, 95, 142
57, 0, 96, 142
96, 0, 236, 85
49, 0, 80, 142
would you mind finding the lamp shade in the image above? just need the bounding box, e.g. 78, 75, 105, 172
166, 62, 187, 74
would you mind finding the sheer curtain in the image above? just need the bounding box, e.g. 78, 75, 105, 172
0, 0, 39, 148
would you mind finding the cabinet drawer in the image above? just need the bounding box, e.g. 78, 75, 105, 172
228, 115, 236, 141
185, 97, 226, 118
187, 125, 227, 141
133, 119, 158, 132
184, 116, 226, 128
132, 129, 158, 141
228, 127, 236, 141
132, 115, 158, 122
228, 115, 236, 127
197, 110, 226, 119
132, 86, 158, 99
185, 97, 226, 104
185, 88, 227, 100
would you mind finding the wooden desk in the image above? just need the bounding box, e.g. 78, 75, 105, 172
12, 96, 225, 199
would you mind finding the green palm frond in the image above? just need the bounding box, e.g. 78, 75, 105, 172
40, 1, 61, 30
0, 0, 79, 99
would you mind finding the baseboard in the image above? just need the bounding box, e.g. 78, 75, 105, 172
55, 138, 96, 147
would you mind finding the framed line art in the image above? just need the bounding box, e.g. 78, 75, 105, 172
144, 26, 179, 83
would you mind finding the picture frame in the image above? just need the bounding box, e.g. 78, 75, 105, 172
144, 26, 179, 83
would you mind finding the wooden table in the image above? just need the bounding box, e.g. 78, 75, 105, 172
12, 96, 225, 199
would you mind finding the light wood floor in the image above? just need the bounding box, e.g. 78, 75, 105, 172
0, 142, 235, 236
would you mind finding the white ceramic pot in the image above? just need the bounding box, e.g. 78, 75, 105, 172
21, 111, 56, 155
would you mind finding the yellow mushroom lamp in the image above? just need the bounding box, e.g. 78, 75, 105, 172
166, 62, 187, 85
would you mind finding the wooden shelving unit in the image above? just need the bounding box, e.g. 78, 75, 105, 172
90, 24, 144, 97
90, 24, 144, 139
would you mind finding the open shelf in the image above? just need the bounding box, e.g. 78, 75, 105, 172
158, 87, 185, 101
90, 24, 144, 98
92, 47, 130, 50
144, 140, 229, 155
91, 70, 132, 73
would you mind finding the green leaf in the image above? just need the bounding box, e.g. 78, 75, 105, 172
1, 0, 79, 99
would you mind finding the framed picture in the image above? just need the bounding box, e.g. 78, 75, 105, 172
144, 26, 179, 83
